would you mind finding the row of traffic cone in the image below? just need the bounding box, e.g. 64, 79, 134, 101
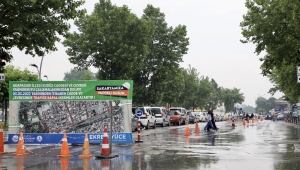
184, 120, 200, 136
10, 127, 113, 158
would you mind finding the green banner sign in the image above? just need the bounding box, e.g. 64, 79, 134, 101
9, 80, 133, 101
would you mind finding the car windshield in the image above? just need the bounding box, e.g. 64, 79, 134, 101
187, 112, 191, 115
151, 108, 160, 114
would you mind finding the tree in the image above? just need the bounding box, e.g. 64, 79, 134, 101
240, 0, 298, 102
133, 5, 189, 105
221, 88, 244, 113
0, 65, 38, 125
64, 68, 96, 80
244, 105, 255, 113
255, 96, 276, 114
63, 0, 153, 80
1, 0, 85, 59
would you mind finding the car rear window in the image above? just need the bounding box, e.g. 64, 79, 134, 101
151, 108, 160, 114
170, 111, 180, 115
170, 109, 181, 112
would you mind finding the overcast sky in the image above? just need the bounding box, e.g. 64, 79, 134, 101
10, 0, 283, 107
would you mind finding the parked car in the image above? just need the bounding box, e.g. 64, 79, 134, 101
187, 111, 196, 124
131, 114, 138, 132
169, 107, 187, 123
132, 107, 156, 129
151, 107, 170, 127
169, 110, 185, 125
265, 114, 272, 120
194, 112, 204, 122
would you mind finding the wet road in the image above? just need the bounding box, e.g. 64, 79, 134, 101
1, 120, 300, 170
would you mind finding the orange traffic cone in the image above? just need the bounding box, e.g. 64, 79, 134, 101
79, 133, 93, 158
101, 127, 110, 156
0, 126, 6, 154
57, 133, 73, 158
12, 132, 29, 156
194, 121, 200, 134
242, 120, 246, 126
184, 122, 190, 136
232, 119, 235, 127
82, 158, 91, 170
60, 158, 70, 170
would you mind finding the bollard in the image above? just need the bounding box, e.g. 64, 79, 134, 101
135, 118, 143, 143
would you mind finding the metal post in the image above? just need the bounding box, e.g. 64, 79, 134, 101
109, 100, 112, 154
39, 56, 44, 81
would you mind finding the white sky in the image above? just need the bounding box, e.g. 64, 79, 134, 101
10, 0, 283, 107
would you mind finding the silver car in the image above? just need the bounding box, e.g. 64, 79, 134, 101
151, 107, 170, 127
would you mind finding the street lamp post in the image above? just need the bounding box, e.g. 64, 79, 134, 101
44, 75, 48, 81
29, 64, 40, 81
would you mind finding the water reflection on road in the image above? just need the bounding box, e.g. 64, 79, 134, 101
1, 120, 300, 170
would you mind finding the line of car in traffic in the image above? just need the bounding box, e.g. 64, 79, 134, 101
131, 106, 225, 131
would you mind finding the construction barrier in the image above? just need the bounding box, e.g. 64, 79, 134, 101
0, 126, 6, 154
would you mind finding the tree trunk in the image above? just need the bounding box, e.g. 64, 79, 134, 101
1, 100, 3, 121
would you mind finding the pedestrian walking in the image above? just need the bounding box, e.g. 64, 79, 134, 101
293, 110, 298, 124
204, 110, 216, 131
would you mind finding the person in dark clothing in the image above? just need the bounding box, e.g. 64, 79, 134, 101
250, 113, 254, 119
245, 113, 250, 120
207, 110, 219, 131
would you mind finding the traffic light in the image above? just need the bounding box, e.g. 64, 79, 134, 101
0, 54, 6, 67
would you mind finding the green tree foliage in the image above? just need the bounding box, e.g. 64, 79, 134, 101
221, 88, 244, 113
63, 68, 96, 80
1, 0, 85, 59
133, 5, 189, 105
240, 0, 298, 102
243, 105, 255, 113
255, 96, 277, 114
63, 0, 153, 80
0, 65, 38, 124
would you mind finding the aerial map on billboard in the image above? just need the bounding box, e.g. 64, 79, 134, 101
8, 80, 133, 144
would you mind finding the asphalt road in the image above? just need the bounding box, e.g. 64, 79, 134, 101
1, 120, 300, 170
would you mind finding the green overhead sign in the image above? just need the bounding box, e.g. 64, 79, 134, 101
9, 80, 133, 101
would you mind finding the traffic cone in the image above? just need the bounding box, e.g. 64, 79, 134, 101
79, 133, 93, 158
232, 119, 235, 127
101, 127, 110, 156
0, 126, 7, 154
95, 126, 118, 159
82, 158, 91, 170
184, 122, 190, 136
60, 158, 70, 170
57, 133, 73, 158
12, 132, 29, 156
194, 121, 200, 134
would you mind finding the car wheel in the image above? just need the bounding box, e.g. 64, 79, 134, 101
153, 121, 156, 129
135, 127, 138, 131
